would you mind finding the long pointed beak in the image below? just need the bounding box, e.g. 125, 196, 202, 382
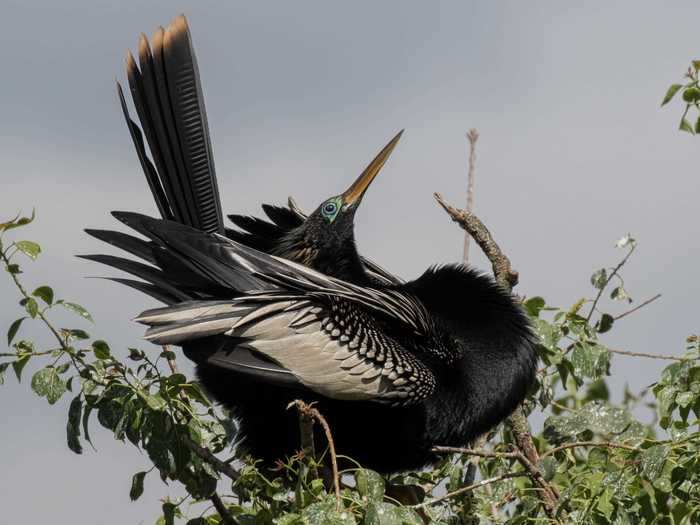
342, 130, 404, 207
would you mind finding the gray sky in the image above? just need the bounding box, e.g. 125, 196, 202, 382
1, 1, 699, 523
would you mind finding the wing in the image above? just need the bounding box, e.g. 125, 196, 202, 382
124, 222, 439, 405
138, 293, 436, 406
119, 15, 224, 234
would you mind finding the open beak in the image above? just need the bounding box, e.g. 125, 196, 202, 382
342, 130, 404, 207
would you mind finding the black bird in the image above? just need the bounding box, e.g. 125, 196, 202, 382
84, 16, 537, 474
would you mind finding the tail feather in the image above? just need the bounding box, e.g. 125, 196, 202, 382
120, 15, 223, 234
78, 253, 192, 301
103, 277, 184, 304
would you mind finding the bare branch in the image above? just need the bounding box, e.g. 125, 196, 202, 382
434, 194, 562, 520
613, 293, 662, 321
541, 441, 638, 459
463, 129, 479, 263
415, 472, 528, 509
182, 435, 240, 481
608, 347, 698, 361
210, 492, 237, 525
288, 400, 341, 510
434, 193, 518, 288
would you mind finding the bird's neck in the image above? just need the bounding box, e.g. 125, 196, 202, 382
277, 228, 371, 284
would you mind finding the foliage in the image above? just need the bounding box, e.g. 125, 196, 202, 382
2, 213, 699, 524
661, 60, 700, 134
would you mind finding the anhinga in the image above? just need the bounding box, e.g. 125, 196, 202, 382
83, 15, 537, 474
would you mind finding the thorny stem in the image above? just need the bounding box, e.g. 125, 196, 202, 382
288, 400, 341, 511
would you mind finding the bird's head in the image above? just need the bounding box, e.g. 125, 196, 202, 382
283, 130, 403, 279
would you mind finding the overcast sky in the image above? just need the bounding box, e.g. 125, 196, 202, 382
1, 1, 699, 523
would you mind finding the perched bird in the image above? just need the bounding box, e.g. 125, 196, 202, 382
84, 16, 537, 474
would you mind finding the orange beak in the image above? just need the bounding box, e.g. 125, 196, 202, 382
341, 130, 404, 207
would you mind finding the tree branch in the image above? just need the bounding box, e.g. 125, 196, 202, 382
613, 293, 661, 321
182, 435, 240, 481
434, 193, 518, 288
288, 400, 341, 510
608, 347, 698, 361
541, 441, 638, 459
434, 193, 562, 520
463, 129, 479, 263
415, 472, 527, 509
210, 492, 237, 525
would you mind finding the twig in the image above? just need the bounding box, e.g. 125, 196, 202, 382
463, 129, 479, 263
434, 193, 518, 288
1, 249, 71, 353
608, 348, 698, 361
433, 446, 516, 460
182, 435, 240, 481
586, 245, 636, 322
415, 472, 527, 509
613, 294, 661, 320
288, 400, 341, 510
210, 492, 236, 525
541, 441, 638, 459
163, 344, 180, 374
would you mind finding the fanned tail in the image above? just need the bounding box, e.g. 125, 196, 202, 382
118, 15, 223, 234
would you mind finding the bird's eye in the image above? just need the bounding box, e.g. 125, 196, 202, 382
322, 201, 338, 218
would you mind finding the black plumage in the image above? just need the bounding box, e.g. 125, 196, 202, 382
83, 16, 538, 474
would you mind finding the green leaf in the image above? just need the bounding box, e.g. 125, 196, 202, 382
64, 329, 90, 340
130, 471, 147, 501
680, 116, 695, 134
610, 286, 632, 303
82, 403, 94, 448
67, 395, 83, 454
571, 342, 610, 380
640, 445, 668, 480
0, 210, 35, 232
661, 83, 682, 106
14, 240, 41, 260
162, 502, 177, 525
7, 317, 25, 345
128, 348, 145, 361
92, 340, 111, 360
682, 87, 700, 103
302, 496, 355, 525
355, 469, 385, 501
142, 393, 167, 411
590, 268, 608, 290
12, 353, 31, 382
524, 296, 546, 317
364, 502, 422, 525
597, 313, 614, 334
615, 233, 636, 249
21, 297, 38, 318
32, 285, 54, 305
57, 301, 93, 322
31, 367, 67, 404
